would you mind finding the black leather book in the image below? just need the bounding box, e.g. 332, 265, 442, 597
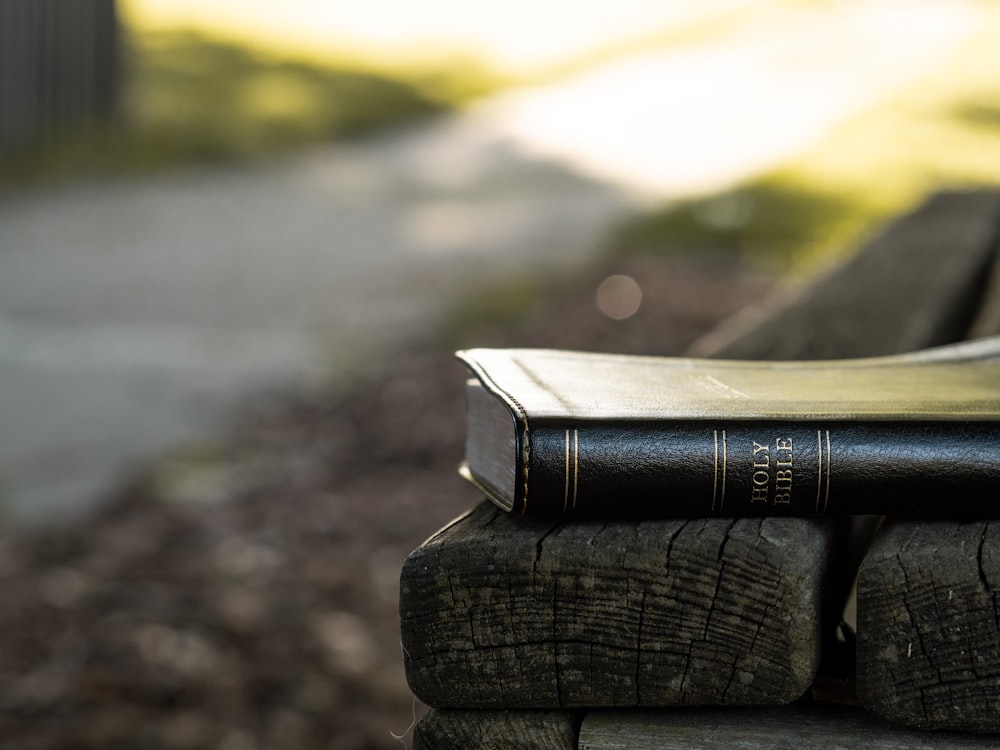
456, 337, 1000, 517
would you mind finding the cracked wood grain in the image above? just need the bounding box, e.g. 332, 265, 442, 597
856, 521, 1000, 732
400, 502, 834, 708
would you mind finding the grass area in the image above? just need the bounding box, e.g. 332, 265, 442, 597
2, 28, 501, 185
599, 5, 1000, 277
604, 179, 871, 270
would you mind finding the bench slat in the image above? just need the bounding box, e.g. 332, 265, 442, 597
414, 709, 579, 750
579, 707, 1000, 749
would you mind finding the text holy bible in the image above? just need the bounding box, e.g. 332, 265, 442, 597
456, 337, 1000, 517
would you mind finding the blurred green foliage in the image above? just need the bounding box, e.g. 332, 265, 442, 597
129, 32, 445, 156
601, 179, 885, 274
2, 29, 500, 185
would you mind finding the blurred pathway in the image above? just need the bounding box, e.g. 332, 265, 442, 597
0, 0, 980, 526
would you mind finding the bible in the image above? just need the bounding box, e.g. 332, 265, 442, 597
457, 336, 1000, 517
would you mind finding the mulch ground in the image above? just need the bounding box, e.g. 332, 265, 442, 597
0, 255, 780, 749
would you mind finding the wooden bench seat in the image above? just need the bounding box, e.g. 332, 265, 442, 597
405, 190, 1000, 749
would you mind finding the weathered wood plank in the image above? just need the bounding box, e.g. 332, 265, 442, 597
402, 504, 835, 708
857, 521, 1000, 733
413, 709, 580, 750
691, 190, 1000, 361
578, 707, 1000, 749
855, 194, 1000, 733
968, 228, 1000, 339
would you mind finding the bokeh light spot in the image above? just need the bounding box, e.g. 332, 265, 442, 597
595, 274, 642, 320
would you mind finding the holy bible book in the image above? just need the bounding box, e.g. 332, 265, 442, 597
456, 337, 1000, 517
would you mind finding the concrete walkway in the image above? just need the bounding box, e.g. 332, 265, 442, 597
0, 0, 979, 527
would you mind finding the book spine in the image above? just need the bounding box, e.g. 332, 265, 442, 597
521, 420, 1000, 516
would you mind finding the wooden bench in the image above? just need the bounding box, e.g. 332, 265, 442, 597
402, 190, 1000, 749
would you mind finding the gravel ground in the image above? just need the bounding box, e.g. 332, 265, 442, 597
0, 255, 779, 749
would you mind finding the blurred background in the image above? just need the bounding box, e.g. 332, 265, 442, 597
2, 0, 1000, 747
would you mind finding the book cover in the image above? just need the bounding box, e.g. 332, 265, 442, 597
457, 337, 1000, 517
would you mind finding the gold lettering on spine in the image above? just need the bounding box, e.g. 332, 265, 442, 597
750, 440, 769, 503
749, 436, 793, 505
773, 437, 793, 504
